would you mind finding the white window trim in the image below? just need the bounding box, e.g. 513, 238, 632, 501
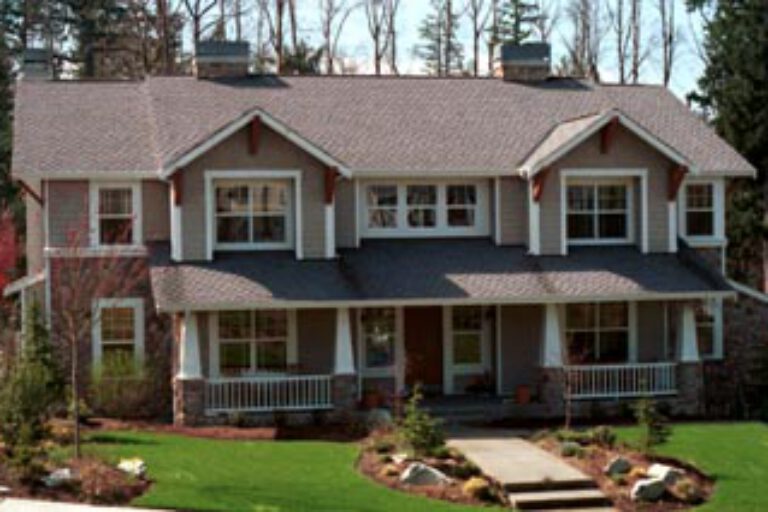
91, 297, 145, 372
564, 301, 637, 364
208, 309, 298, 379
359, 180, 491, 238
89, 181, 143, 248
443, 305, 492, 394
678, 178, 726, 247
560, 169, 648, 255
204, 170, 303, 260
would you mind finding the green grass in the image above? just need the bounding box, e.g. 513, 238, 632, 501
616, 422, 768, 511
87, 431, 494, 512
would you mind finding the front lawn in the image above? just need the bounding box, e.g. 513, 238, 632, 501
87, 431, 494, 512
616, 422, 768, 511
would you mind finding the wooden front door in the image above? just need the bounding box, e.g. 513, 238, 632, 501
404, 306, 443, 394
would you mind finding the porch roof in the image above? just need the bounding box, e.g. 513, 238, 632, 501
148, 241, 732, 312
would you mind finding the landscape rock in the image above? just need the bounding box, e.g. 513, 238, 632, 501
647, 463, 684, 485
391, 453, 409, 465
399, 462, 451, 486
378, 464, 400, 478
0, 485, 11, 495
43, 468, 73, 488
631, 477, 667, 502
117, 457, 147, 478
603, 456, 632, 476
366, 409, 394, 430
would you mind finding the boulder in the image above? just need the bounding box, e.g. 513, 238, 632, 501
43, 468, 73, 488
631, 477, 667, 502
603, 456, 632, 476
647, 463, 683, 485
399, 462, 451, 486
117, 458, 147, 478
391, 453, 410, 465
366, 409, 394, 430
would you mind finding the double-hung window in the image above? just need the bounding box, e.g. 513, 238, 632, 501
694, 300, 722, 359
92, 298, 144, 376
362, 182, 488, 237
217, 310, 290, 376
567, 182, 631, 243
360, 308, 397, 372
685, 184, 714, 237
450, 306, 486, 370
91, 183, 142, 247
565, 303, 630, 363
214, 180, 292, 249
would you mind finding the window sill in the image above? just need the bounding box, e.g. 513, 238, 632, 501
683, 237, 727, 248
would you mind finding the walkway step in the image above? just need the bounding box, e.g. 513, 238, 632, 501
508, 488, 611, 510
505, 478, 597, 493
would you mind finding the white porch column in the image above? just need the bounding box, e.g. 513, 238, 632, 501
334, 307, 355, 375
542, 303, 564, 367
678, 303, 700, 362
177, 311, 202, 379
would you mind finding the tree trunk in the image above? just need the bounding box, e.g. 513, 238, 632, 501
288, 0, 298, 51
275, 0, 284, 73
71, 336, 81, 459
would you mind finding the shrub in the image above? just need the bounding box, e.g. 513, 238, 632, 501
451, 460, 482, 479
399, 384, 445, 456
372, 438, 396, 454
555, 426, 616, 448
670, 477, 704, 504
462, 477, 492, 501
633, 398, 671, 454
560, 441, 584, 458
89, 354, 162, 419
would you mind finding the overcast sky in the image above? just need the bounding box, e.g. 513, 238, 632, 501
220, 0, 708, 100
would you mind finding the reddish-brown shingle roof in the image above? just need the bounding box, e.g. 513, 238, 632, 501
13, 75, 755, 177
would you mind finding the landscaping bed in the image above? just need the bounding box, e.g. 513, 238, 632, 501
534, 427, 714, 511
358, 430, 505, 507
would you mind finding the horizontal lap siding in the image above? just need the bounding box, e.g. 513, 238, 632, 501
499, 305, 543, 395
539, 126, 674, 255
637, 301, 668, 362
143, 180, 170, 242
25, 178, 44, 273
181, 124, 328, 260
335, 179, 356, 248
499, 177, 527, 245
48, 180, 89, 246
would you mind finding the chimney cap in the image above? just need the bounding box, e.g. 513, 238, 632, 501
501, 42, 551, 64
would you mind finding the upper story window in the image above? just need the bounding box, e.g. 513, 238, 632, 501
214, 179, 293, 250
567, 181, 632, 244
90, 183, 142, 247
362, 181, 489, 238
680, 180, 724, 245
565, 302, 630, 363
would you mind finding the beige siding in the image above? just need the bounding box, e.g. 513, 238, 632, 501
539, 125, 674, 255
335, 179, 356, 248
637, 301, 668, 362
143, 180, 170, 242
180, 124, 329, 260
297, 309, 336, 374
24, 178, 44, 273
48, 180, 89, 247
499, 176, 527, 245
499, 305, 543, 394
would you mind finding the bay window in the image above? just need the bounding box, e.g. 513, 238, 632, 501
566, 302, 630, 364
362, 181, 489, 237
217, 310, 291, 376
214, 179, 292, 249
567, 182, 631, 243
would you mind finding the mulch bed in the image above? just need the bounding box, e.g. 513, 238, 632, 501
0, 456, 149, 506
536, 437, 714, 512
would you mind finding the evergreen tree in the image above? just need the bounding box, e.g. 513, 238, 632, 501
688, 0, 768, 287
416, 0, 464, 76
0, 26, 16, 211
496, 0, 540, 45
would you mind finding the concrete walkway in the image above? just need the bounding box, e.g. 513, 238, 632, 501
447, 429, 592, 489
0, 499, 166, 512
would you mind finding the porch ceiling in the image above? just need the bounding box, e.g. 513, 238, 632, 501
148, 241, 732, 311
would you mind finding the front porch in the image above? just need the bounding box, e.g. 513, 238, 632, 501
171, 299, 715, 425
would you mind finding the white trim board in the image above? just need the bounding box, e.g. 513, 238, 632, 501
162, 109, 350, 179
203, 169, 304, 261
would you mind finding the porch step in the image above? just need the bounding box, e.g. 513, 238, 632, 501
508, 488, 611, 510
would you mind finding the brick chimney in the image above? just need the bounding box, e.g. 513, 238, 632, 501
500, 42, 551, 82
194, 41, 250, 79
21, 48, 52, 81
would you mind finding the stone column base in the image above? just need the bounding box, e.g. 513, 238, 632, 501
173, 378, 206, 426
332, 374, 358, 413
674, 362, 704, 417
539, 367, 566, 418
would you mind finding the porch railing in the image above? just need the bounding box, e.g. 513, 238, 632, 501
205, 374, 334, 414
563, 363, 677, 400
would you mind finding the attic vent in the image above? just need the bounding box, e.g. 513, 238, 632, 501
500, 43, 550, 82
194, 41, 250, 79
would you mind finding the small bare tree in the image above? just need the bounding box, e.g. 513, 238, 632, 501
532, 0, 559, 43
485, 0, 500, 74
385, 0, 401, 74
658, 0, 679, 87
318, 0, 357, 74
466, 0, 490, 76
561, 0, 605, 80
365, 0, 389, 75
183, 0, 218, 43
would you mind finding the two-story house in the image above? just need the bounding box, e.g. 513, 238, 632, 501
6, 42, 756, 425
